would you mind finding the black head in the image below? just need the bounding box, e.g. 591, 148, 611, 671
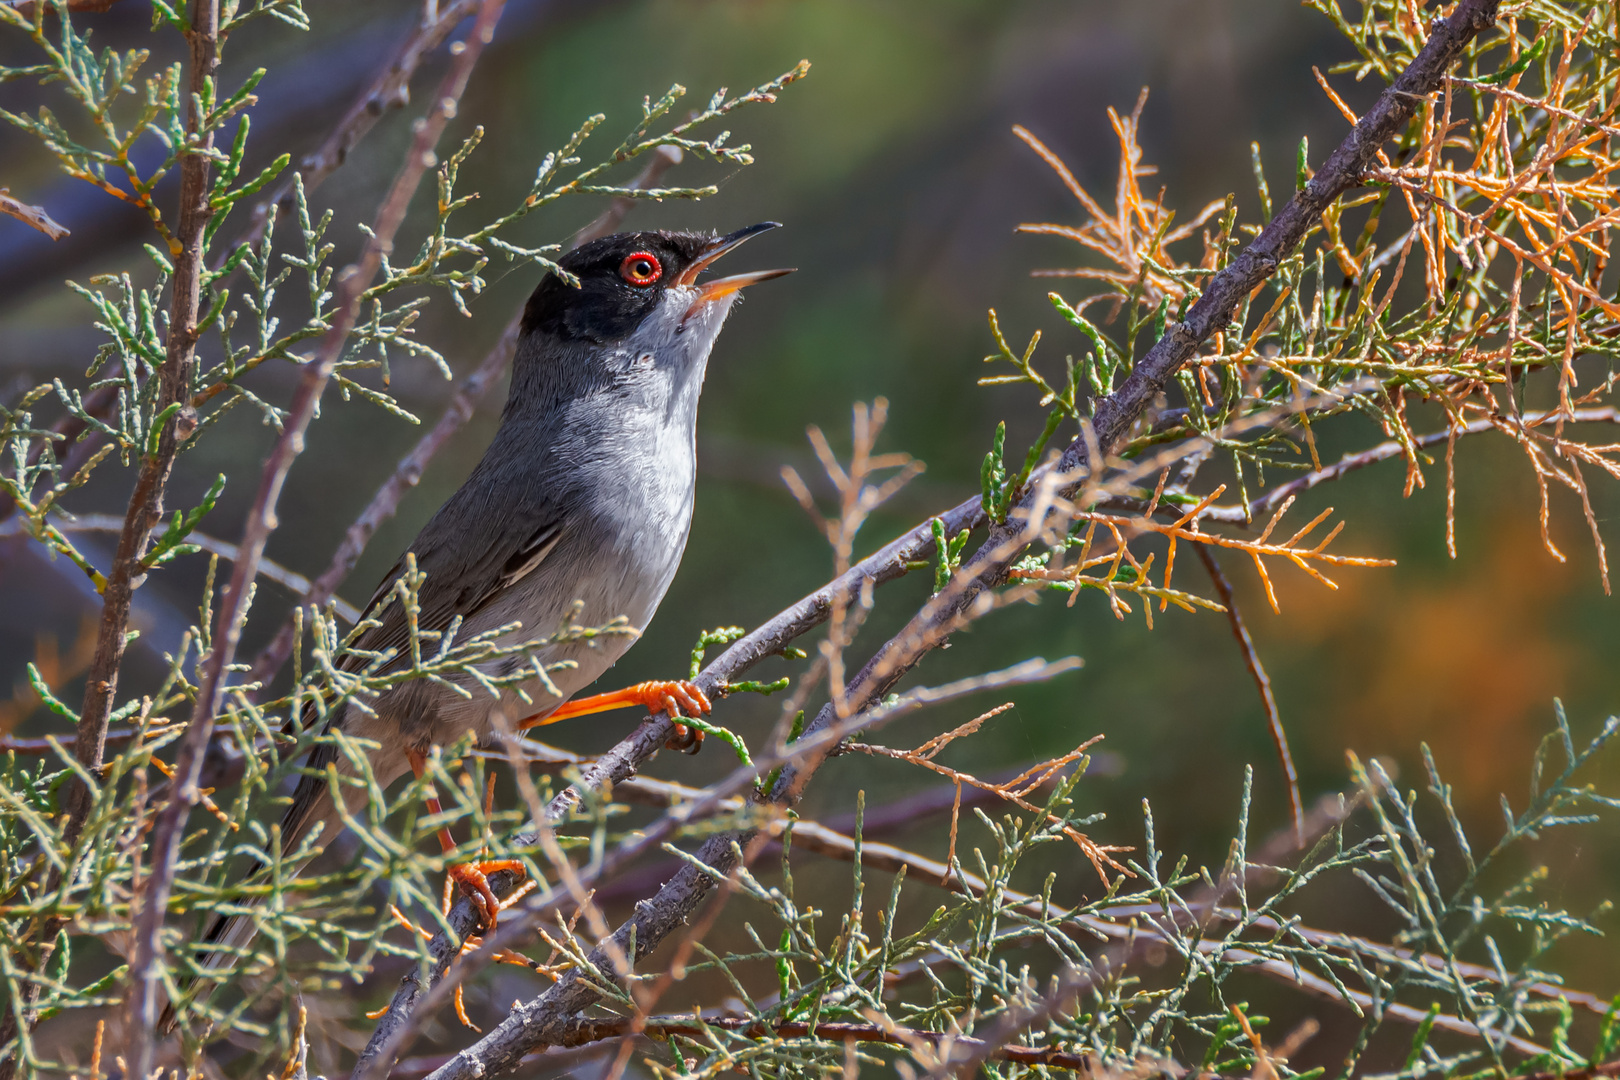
521, 224, 786, 345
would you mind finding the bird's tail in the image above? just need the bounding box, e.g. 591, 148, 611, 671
157, 744, 346, 1035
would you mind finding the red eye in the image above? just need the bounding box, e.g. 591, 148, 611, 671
619, 251, 662, 286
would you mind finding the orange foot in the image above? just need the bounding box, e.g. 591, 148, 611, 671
448, 859, 527, 928
519, 679, 713, 755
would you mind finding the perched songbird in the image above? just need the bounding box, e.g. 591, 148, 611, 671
163, 224, 792, 1031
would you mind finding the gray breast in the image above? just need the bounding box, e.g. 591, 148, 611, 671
413, 286, 736, 741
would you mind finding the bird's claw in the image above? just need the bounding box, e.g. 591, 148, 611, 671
448, 859, 526, 929
634, 679, 710, 754
665, 722, 706, 754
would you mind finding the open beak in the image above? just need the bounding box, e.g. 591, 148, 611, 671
679, 222, 795, 319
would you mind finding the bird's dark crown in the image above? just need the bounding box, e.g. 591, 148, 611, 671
521, 231, 717, 344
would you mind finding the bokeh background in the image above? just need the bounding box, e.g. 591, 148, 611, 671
2, 0, 1616, 1071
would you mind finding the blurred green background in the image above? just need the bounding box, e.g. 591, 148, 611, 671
2, 0, 1616, 1070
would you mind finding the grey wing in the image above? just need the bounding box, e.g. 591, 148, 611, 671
346, 508, 565, 673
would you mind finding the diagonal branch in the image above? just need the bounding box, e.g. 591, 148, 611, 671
350, 482, 988, 1076
800, 0, 1505, 790
120, 2, 510, 1074
220, 0, 486, 269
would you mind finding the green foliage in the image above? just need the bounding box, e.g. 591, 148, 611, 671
931, 516, 972, 593
640, 708, 1619, 1078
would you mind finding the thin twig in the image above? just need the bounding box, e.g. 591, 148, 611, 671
1199, 406, 1620, 525
121, 2, 508, 1072
0, 386, 118, 528
550, 1014, 1099, 1071
0, 189, 68, 239
1195, 544, 1302, 843
0, 513, 361, 623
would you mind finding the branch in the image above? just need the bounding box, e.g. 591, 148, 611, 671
393, 1016, 1104, 1076
221, 0, 485, 267
550, 1015, 1099, 1071
355, 659, 1078, 1079
349, 488, 986, 1073
1195, 544, 1300, 842
247, 143, 685, 690
803, 0, 1505, 789
68, 0, 219, 835
120, 2, 509, 1072
749, 792, 1574, 1059
0, 188, 68, 240
4, 0, 124, 14
0, 385, 117, 528
1198, 406, 1620, 524
0, 513, 361, 623
543, 753, 1101, 910
0, 6, 226, 1076
0, 3, 223, 1071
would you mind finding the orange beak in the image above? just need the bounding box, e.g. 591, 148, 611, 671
679, 223, 794, 319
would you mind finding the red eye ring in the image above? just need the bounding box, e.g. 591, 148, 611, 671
619, 251, 663, 286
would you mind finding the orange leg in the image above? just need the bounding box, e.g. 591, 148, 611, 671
406, 747, 526, 928
516, 679, 712, 754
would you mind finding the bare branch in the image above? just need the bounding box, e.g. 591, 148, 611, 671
0, 188, 68, 239
1195, 544, 1301, 843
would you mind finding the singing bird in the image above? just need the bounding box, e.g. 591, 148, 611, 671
162, 224, 792, 1032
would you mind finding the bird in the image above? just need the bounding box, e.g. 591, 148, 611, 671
160, 223, 793, 1033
